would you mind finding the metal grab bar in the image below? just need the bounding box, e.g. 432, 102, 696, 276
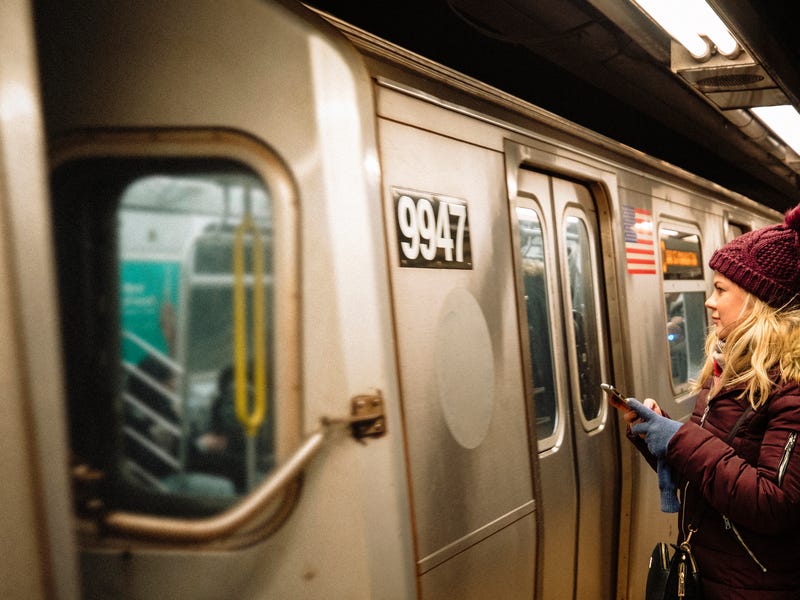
122, 361, 183, 417
122, 425, 182, 469
122, 331, 184, 376
122, 392, 182, 437
103, 425, 328, 542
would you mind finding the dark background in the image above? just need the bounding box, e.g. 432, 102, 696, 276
304, 0, 800, 213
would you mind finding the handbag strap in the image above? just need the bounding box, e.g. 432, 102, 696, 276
725, 405, 754, 444
684, 404, 753, 532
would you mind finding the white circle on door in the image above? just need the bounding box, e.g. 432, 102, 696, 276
435, 288, 495, 449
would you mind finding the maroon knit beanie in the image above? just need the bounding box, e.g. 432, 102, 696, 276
708, 204, 800, 309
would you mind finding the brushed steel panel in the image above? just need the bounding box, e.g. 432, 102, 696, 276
380, 117, 535, 562
419, 513, 536, 600
418, 500, 535, 573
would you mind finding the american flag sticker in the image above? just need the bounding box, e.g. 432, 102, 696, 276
623, 205, 656, 275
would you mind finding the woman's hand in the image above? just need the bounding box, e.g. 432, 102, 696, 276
628, 399, 681, 457
623, 397, 661, 427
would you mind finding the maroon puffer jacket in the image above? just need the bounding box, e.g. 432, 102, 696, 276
664, 376, 800, 599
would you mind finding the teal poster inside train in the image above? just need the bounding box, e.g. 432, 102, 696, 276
121, 261, 180, 364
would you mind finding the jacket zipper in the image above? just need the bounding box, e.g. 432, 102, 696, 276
699, 403, 711, 427
777, 431, 797, 487
697, 398, 767, 572
722, 515, 768, 572
680, 480, 690, 541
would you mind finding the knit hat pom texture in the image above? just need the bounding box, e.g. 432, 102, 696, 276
708, 204, 800, 309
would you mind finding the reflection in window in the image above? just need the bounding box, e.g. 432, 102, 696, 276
661, 228, 707, 390
664, 292, 707, 387
119, 172, 274, 510
728, 222, 747, 240
564, 216, 602, 421
517, 207, 557, 442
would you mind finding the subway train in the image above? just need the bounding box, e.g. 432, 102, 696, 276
0, 1, 784, 599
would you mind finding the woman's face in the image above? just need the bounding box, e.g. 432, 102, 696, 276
705, 272, 751, 339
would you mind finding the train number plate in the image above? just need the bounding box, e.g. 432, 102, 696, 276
393, 189, 472, 269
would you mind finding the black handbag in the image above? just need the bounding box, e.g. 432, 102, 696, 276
644, 407, 751, 600
646, 533, 703, 599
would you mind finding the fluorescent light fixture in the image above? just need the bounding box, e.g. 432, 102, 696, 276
634, 0, 709, 59
632, 0, 739, 60
694, 2, 739, 56
751, 105, 800, 156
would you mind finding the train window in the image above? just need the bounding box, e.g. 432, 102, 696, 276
729, 223, 745, 239
660, 226, 707, 391
727, 220, 750, 242
563, 215, 603, 422
516, 207, 558, 442
52, 156, 277, 517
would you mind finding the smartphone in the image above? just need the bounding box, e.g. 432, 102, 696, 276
600, 382, 630, 410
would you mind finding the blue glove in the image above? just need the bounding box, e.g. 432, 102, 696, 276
657, 458, 680, 513
628, 398, 682, 458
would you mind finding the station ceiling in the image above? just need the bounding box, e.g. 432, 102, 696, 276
303, 0, 800, 214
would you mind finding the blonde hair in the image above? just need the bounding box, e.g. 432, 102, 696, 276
693, 296, 800, 408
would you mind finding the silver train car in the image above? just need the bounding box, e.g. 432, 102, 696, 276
0, 1, 781, 598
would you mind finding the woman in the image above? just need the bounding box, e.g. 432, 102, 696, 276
622, 204, 800, 598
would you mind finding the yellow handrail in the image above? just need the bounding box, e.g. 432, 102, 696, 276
233, 215, 267, 437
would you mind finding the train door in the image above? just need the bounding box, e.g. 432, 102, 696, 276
48, 145, 294, 595
378, 112, 536, 598
35, 1, 421, 596
512, 168, 620, 599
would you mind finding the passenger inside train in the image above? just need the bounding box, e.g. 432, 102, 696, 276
189, 361, 275, 495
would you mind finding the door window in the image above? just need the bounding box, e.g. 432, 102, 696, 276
516, 206, 558, 442
52, 155, 279, 517
563, 215, 604, 422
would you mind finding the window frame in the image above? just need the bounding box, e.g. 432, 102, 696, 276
560, 205, 609, 433
514, 200, 561, 451
49, 129, 301, 529
657, 219, 707, 397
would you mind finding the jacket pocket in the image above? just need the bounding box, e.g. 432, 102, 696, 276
777, 431, 797, 487
723, 515, 768, 572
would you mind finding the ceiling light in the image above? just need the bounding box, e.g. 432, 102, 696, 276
751, 105, 800, 156
631, 0, 739, 60
693, 1, 739, 57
